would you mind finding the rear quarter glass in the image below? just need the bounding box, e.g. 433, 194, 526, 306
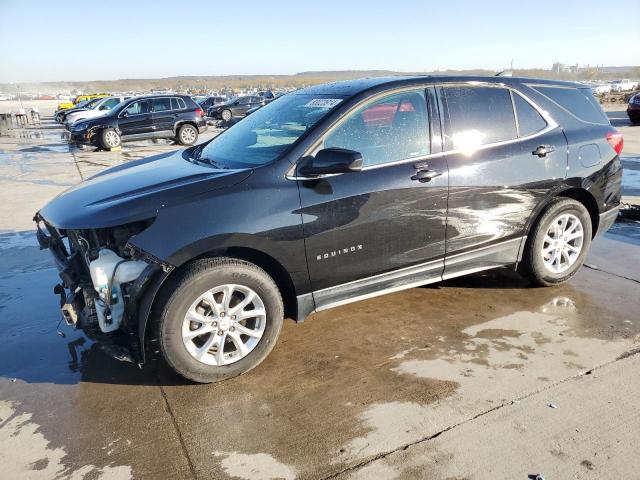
531, 86, 609, 125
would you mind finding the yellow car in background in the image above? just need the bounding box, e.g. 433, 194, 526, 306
56, 93, 110, 111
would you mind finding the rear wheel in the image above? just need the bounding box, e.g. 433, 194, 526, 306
521, 198, 592, 286
221, 109, 232, 122
177, 124, 198, 145
154, 258, 284, 383
99, 128, 121, 149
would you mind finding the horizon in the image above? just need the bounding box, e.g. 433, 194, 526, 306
2, 65, 640, 91
1, 0, 639, 84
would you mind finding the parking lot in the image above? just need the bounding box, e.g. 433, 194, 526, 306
1, 103, 639, 479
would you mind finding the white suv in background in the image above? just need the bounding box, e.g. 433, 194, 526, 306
65, 96, 130, 128
609, 79, 636, 92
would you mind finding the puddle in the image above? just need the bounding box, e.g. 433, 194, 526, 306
20, 144, 72, 154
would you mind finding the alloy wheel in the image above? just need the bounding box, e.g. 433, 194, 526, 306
181, 126, 196, 144
541, 213, 584, 274
181, 284, 266, 366
104, 131, 120, 148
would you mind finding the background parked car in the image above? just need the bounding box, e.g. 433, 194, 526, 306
64, 96, 131, 128
628, 92, 640, 124
56, 93, 110, 111
198, 95, 227, 111
208, 95, 265, 121
610, 79, 636, 92
590, 83, 612, 95
69, 95, 207, 149
55, 97, 104, 123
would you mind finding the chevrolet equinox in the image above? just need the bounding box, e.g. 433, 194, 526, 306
35, 76, 623, 383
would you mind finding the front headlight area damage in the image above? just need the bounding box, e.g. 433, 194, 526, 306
34, 213, 169, 363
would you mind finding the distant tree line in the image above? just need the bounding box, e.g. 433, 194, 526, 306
3, 67, 639, 94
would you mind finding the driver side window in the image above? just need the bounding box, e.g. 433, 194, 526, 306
324, 90, 430, 167
123, 100, 150, 116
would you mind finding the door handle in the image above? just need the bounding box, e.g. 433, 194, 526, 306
532, 145, 554, 157
411, 170, 441, 182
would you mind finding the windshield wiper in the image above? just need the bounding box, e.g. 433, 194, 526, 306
189, 144, 225, 169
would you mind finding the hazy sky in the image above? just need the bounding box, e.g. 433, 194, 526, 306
0, 0, 638, 83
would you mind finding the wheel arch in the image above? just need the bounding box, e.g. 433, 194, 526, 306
136, 246, 300, 363
555, 188, 599, 238
173, 120, 198, 135
525, 187, 599, 241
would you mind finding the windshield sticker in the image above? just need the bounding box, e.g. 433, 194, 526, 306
304, 98, 342, 108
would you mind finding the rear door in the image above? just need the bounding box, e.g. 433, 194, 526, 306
438, 84, 567, 278
118, 99, 153, 137
151, 97, 176, 134
233, 97, 252, 116
297, 88, 449, 308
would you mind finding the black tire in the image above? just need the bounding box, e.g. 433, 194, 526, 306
99, 128, 121, 149
221, 109, 232, 122
521, 198, 592, 287
177, 124, 198, 145
153, 257, 284, 383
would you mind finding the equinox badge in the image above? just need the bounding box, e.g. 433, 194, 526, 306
317, 245, 363, 261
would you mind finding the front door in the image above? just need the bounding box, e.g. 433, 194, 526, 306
118, 99, 153, 137
437, 84, 567, 278
297, 88, 449, 309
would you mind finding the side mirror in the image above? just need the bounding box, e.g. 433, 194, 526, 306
99, 105, 107, 110
234, 101, 240, 106
121, 111, 129, 118
298, 148, 363, 177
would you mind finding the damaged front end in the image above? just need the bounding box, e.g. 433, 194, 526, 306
34, 213, 169, 363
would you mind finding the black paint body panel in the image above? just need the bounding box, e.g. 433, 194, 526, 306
35, 75, 623, 361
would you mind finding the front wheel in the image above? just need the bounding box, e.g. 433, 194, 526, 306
177, 124, 198, 145
521, 198, 592, 286
99, 128, 121, 149
154, 258, 284, 383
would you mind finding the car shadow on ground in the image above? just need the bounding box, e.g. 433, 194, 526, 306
0, 267, 539, 388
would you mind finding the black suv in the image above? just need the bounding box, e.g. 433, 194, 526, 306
69, 95, 208, 149
208, 95, 265, 121
198, 95, 227, 111
36, 76, 622, 383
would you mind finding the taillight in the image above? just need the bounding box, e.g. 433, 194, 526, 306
606, 131, 624, 155
195, 107, 204, 117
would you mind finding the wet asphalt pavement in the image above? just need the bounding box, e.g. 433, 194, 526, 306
1, 111, 639, 479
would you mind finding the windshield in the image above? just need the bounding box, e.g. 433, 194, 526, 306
195, 94, 344, 168
86, 98, 103, 108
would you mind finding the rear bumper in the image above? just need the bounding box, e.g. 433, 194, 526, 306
197, 122, 208, 134
597, 207, 619, 236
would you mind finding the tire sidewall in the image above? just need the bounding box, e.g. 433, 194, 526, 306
178, 124, 198, 145
160, 263, 283, 382
528, 200, 592, 284
100, 128, 120, 149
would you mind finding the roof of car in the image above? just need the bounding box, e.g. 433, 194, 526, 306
295, 75, 584, 97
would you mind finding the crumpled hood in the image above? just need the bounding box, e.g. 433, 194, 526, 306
39, 149, 252, 229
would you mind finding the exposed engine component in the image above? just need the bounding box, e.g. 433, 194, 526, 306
89, 249, 148, 333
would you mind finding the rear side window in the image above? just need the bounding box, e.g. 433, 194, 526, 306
443, 86, 517, 150
531, 86, 609, 125
324, 89, 429, 167
512, 93, 547, 137
152, 98, 172, 112
177, 98, 186, 109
